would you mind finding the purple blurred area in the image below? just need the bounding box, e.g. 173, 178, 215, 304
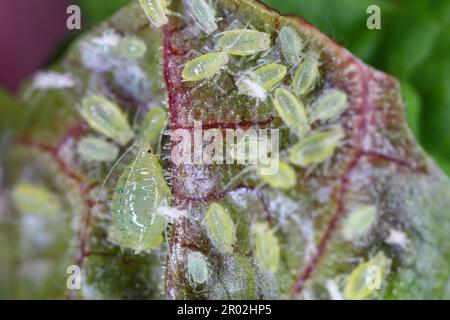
0, 0, 71, 92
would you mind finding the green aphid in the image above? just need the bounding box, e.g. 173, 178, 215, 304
344, 251, 391, 300
111, 147, 171, 253
80, 94, 134, 146
219, 29, 271, 56
136, 107, 167, 150
256, 159, 297, 190
11, 183, 62, 215
138, 0, 168, 28
309, 89, 348, 123
273, 88, 310, 137
182, 51, 229, 82
230, 136, 264, 164
77, 136, 119, 162
117, 37, 147, 59
342, 205, 377, 241
237, 63, 287, 99
187, 251, 209, 286
253, 223, 280, 273
205, 202, 236, 254
279, 26, 304, 66
292, 51, 320, 96
186, 0, 218, 34
289, 127, 344, 167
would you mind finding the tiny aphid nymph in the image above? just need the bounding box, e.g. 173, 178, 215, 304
111, 147, 171, 253
292, 51, 320, 96
256, 159, 297, 190
138, 0, 168, 28
309, 89, 348, 123
253, 223, 280, 273
182, 51, 229, 82
279, 26, 303, 66
289, 127, 344, 167
273, 88, 310, 137
117, 37, 147, 59
11, 183, 62, 215
205, 202, 236, 254
80, 94, 134, 146
237, 64, 287, 99
136, 107, 167, 150
344, 251, 391, 300
77, 136, 119, 162
186, 0, 218, 34
342, 205, 377, 241
187, 251, 209, 286
219, 29, 271, 56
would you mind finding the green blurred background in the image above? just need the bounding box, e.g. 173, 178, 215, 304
78, 0, 450, 175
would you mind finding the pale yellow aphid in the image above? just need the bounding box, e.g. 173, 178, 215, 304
186, 0, 217, 34
309, 89, 348, 123
205, 202, 236, 254
292, 51, 320, 96
136, 107, 167, 150
342, 205, 377, 241
289, 127, 344, 167
138, 0, 168, 28
11, 183, 61, 215
253, 222, 280, 273
273, 88, 309, 137
182, 51, 229, 82
219, 29, 271, 56
344, 252, 391, 300
279, 26, 304, 66
117, 37, 147, 59
256, 159, 297, 190
77, 135, 119, 162
237, 64, 287, 99
80, 94, 134, 146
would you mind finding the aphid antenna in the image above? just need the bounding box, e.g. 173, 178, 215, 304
222, 165, 254, 191
304, 162, 319, 178
93, 142, 138, 211
259, 45, 277, 59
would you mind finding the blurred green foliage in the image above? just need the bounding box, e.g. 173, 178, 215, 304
63, 0, 450, 175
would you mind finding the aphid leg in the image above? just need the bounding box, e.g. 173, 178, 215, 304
201, 45, 214, 53
222, 165, 255, 191
185, 48, 202, 59
259, 45, 277, 59
190, 79, 210, 93
156, 119, 169, 156
222, 66, 236, 77
167, 10, 184, 19
213, 81, 227, 95
304, 162, 319, 178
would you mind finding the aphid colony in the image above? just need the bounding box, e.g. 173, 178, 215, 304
70, 1, 354, 290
